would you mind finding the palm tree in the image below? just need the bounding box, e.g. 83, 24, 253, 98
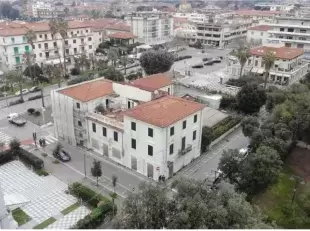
25, 29, 36, 79
23, 52, 34, 82
110, 174, 118, 216
262, 51, 276, 89
107, 48, 118, 66
232, 47, 251, 78
119, 55, 129, 75
49, 19, 64, 77
6, 70, 24, 102
51, 66, 62, 88
57, 19, 69, 76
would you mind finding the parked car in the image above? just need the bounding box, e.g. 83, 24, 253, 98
15, 89, 29, 96
53, 149, 71, 162
204, 60, 214, 66
202, 57, 211, 62
29, 86, 41, 93
192, 63, 204, 68
7, 113, 27, 126
212, 57, 222, 63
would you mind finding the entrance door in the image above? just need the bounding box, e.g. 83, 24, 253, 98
147, 163, 153, 179
168, 162, 174, 178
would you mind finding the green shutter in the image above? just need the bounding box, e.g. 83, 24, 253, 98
11, 37, 15, 43
14, 47, 19, 54
15, 57, 20, 64
25, 45, 30, 52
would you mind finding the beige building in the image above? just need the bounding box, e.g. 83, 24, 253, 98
246, 25, 271, 45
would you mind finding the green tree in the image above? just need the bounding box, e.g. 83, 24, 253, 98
119, 55, 129, 75
9, 138, 20, 154
232, 47, 250, 77
25, 29, 36, 79
239, 145, 283, 195
262, 51, 276, 89
139, 50, 174, 75
107, 48, 119, 66
91, 160, 102, 186
237, 84, 266, 114
42, 64, 54, 80
241, 116, 259, 137
110, 174, 118, 216
201, 126, 212, 152
6, 70, 24, 101
102, 67, 124, 82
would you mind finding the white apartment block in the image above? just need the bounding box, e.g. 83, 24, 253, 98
126, 11, 174, 45
247, 25, 271, 45
0, 21, 99, 72
227, 46, 308, 85
266, 15, 310, 53
254, 3, 295, 12
51, 74, 205, 180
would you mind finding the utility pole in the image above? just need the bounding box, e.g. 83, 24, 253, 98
84, 152, 86, 178
290, 175, 304, 205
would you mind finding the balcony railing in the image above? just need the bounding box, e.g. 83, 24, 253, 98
178, 144, 193, 156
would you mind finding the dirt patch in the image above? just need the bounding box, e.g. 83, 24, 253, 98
287, 147, 310, 182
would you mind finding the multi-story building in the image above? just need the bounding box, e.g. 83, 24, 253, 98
254, 3, 295, 12
247, 25, 271, 45
227, 46, 308, 85
0, 20, 97, 72
51, 74, 205, 180
126, 11, 174, 45
266, 15, 310, 53
234, 10, 279, 25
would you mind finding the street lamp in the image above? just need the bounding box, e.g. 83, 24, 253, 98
289, 175, 305, 205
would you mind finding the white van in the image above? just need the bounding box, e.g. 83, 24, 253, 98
7, 113, 19, 122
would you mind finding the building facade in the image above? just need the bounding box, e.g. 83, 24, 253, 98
126, 11, 174, 45
227, 46, 308, 85
51, 74, 204, 181
246, 25, 271, 45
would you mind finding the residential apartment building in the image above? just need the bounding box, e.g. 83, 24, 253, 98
234, 10, 279, 25
0, 21, 98, 72
126, 11, 174, 45
246, 25, 271, 45
266, 15, 310, 53
51, 74, 204, 180
227, 46, 308, 85
254, 3, 295, 12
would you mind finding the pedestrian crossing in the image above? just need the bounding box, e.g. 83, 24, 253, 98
43, 135, 58, 145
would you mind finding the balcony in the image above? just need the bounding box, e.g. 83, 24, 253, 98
178, 144, 193, 156
46, 54, 60, 60
44, 46, 55, 51
267, 37, 310, 44
73, 108, 86, 117
269, 30, 310, 37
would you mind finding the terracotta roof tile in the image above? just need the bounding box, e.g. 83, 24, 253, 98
59, 79, 113, 102
123, 95, 205, 127
108, 32, 137, 39
248, 25, 271, 31
235, 9, 282, 16
0, 27, 27, 36
105, 22, 130, 32
250, 46, 304, 60
130, 73, 172, 92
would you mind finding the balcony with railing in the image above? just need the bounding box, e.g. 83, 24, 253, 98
178, 144, 193, 156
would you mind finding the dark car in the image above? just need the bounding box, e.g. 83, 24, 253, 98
192, 63, 204, 68
202, 57, 210, 62
29, 86, 41, 92
212, 57, 222, 63
53, 149, 71, 162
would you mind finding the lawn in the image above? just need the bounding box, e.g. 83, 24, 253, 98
12, 208, 31, 226
61, 202, 80, 215
33, 217, 56, 229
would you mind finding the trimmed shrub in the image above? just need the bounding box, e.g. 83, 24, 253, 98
27, 108, 35, 114
0, 150, 14, 165
70, 67, 81, 76
34, 111, 41, 116
174, 55, 192, 62
72, 203, 114, 229
28, 95, 42, 101
210, 116, 241, 141
9, 98, 24, 106
69, 182, 110, 208
18, 149, 44, 169
35, 168, 49, 176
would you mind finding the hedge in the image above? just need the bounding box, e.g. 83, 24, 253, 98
69, 182, 110, 208
72, 203, 114, 229
0, 150, 14, 164
9, 99, 24, 106
174, 55, 192, 62
210, 116, 241, 141
28, 95, 42, 101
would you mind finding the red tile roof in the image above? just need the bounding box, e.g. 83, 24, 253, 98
108, 32, 137, 39
105, 22, 130, 32
0, 27, 27, 36
123, 95, 205, 127
248, 25, 271, 31
235, 9, 282, 16
130, 73, 172, 92
250, 46, 304, 60
59, 79, 113, 102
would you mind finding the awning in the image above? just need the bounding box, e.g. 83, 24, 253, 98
256, 68, 264, 74
45, 58, 65, 65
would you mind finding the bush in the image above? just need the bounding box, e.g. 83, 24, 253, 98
73, 203, 114, 229
9, 98, 24, 106
27, 108, 35, 114
53, 159, 59, 164
18, 148, 44, 169
0, 150, 14, 165
34, 168, 49, 176
211, 116, 241, 141
69, 182, 110, 208
174, 55, 192, 62
34, 110, 41, 116
28, 95, 42, 101
220, 95, 237, 110
70, 67, 81, 76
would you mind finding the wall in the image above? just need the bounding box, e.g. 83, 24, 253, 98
159, 84, 174, 95
113, 82, 152, 102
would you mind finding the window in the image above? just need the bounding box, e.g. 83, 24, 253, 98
181, 137, 186, 150
66, 49, 69, 54
169, 144, 174, 155
88, 37, 92, 41
102, 127, 107, 136
39, 53, 42, 57
131, 122, 136, 131
15, 57, 20, 64
89, 45, 92, 49
33, 45, 35, 49
23, 36, 26, 42
280, 28, 284, 31
38, 44, 41, 48
170, 127, 174, 136
148, 145, 153, 156
168, 88, 170, 95
131, 139, 136, 149
148, 128, 153, 137
92, 123, 96, 132
255, 60, 258, 66
76, 102, 80, 108
193, 130, 196, 140
73, 39, 76, 43
39, 34, 42, 38
11, 37, 15, 43
44, 34, 47, 39
25, 45, 30, 52
86, 30, 88, 33
194, 114, 197, 123
13, 47, 19, 54
53, 42, 57, 47
182, 120, 186, 129
74, 48, 77, 54
78, 120, 82, 126
114, 131, 118, 142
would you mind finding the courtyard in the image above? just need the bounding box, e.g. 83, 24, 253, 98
0, 161, 90, 229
